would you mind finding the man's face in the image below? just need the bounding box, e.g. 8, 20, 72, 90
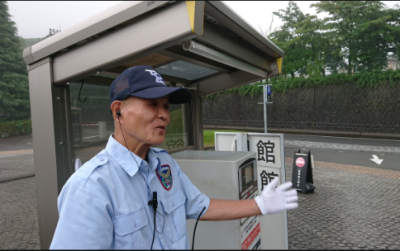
120, 96, 170, 146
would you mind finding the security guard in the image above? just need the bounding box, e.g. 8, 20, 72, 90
50, 65, 298, 249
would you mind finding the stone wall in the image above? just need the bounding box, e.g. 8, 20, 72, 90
202, 82, 400, 134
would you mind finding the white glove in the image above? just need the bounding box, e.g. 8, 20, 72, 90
255, 177, 298, 215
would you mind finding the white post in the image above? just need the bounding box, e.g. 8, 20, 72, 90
263, 85, 268, 133
258, 85, 268, 133
98, 121, 107, 139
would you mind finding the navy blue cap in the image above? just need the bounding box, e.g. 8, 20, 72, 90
110, 65, 192, 105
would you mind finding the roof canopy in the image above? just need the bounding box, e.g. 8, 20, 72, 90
24, 1, 284, 96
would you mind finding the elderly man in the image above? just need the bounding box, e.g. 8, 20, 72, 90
50, 65, 298, 249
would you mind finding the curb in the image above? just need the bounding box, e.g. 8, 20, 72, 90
0, 174, 35, 184
203, 125, 400, 140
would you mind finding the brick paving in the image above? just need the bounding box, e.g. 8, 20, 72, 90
0, 177, 40, 250
285, 157, 400, 250
1, 148, 400, 249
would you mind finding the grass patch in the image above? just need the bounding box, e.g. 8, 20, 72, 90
203, 130, 246, 146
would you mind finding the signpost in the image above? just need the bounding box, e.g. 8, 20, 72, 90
258, 84, 272, 133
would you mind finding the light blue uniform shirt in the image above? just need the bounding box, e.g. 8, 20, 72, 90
50, 135, 210, 249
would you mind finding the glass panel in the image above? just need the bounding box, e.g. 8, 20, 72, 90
154, 103, 193, 151
70, 82, 115, 165
69, 81, 193, 165
156, 60, 218, 80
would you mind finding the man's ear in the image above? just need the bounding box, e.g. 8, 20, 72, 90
110, 101, 122, 120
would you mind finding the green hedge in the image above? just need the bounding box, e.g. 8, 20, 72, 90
206, 69, 400, 98
0, 119, 32, 138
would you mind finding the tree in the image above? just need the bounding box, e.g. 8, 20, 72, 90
268, 2, 309, 78
268, 1, 329, 78
311, 1, 391, 74
0, 1, 30, 120
384, 4, 400, 70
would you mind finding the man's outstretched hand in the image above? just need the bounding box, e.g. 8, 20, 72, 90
255, 177, 298, 215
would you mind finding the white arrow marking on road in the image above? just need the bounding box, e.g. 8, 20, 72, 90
370, 155, 383, 165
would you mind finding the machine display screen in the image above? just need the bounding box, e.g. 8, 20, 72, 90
238, 159, 257, 201
241, 162, 255, 187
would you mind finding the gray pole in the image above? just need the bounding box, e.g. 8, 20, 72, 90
263, 85, 267, 133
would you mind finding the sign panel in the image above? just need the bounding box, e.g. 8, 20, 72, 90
214, 133, 237, 151
257, 164, 288, 250
266, 85, 272, 103
240, 216, 261, 250
247, 133, 282, 169
247, 133, 288, 250
214, 132, 288, 250
258, 167, 279, 192
215, 132, 248, 151
291, 149, 316, 193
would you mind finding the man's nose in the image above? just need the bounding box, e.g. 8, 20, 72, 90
157, 106, 169, 120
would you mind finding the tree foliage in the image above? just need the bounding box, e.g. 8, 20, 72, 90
0, 1, 30, 120
311, 1, 395, 73
268, 1, 400, 77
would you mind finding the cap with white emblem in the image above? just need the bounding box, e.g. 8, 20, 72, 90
110, 65, 192, 105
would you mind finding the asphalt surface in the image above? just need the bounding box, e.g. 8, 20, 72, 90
284, 133, 400, 148
0, 134, 33, 152
1, 133, 400, 249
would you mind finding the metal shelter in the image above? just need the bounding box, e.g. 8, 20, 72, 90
23, 1, 284, 249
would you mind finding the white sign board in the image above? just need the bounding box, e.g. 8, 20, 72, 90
215, 132, 248, 151
215, 132, 289, 250
247, 133, 283, 169
247, 133, 288, 250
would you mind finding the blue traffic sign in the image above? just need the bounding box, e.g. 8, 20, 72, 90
267, 85, 271, 95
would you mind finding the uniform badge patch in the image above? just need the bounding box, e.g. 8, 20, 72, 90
156, 164, 173, 190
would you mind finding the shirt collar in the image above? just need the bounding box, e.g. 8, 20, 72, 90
147, 148, 161, 171
105, 134, 160, 177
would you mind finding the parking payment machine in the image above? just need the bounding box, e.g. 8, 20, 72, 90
215, 132, 289, 249
171, 150, 261, 250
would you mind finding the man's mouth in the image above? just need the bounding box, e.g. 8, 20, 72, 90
156, 126, 166, 130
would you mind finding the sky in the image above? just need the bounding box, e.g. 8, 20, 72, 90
7, 1, 400, 39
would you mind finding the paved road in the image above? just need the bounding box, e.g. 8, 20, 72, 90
1, 133, 400, 181
284, 134, 400, 172
0, 134, 33, 152
284, 134, 400, 148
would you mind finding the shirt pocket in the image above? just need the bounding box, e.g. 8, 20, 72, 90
160, 188, 187, 243
113, 207, 148, 249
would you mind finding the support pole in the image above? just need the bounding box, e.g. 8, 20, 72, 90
259, 85, 268, 133
263, 85, 268, 133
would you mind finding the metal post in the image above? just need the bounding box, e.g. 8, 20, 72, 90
263, 85, 267, 133
258, 85, 268, 133
98, 121, 107, 139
